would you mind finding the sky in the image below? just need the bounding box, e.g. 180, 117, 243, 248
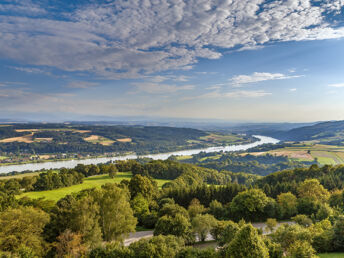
0, 0, 344, 123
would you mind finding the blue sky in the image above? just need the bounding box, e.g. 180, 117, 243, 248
0, 0, 344, 122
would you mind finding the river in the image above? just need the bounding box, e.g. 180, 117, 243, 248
0, 135, 279, 174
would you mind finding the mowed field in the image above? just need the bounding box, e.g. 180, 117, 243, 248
264, 143, 344, 165
19, 172, 171, 201
0, 128, 90, 143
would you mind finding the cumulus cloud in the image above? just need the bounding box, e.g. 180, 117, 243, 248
230, 72, 302, 86
0, 0, 343, 78
328, 83, 344, 88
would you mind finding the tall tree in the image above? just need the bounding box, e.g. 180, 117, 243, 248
191, 214, 217, 242
277, 192, 297, 219
230, 189, 273, 221
333, 215, 344, 251
223, 224, 269, 258
129, 174, 158, 200
0, 207, 50, 256
93, 183, 137, 242
297, 179, 329, 203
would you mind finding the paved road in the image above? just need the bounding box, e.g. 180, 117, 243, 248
124, 221, 294, 246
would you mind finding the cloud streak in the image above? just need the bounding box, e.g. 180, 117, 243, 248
328, 83, 344, 88
184, 89, 271, 100
230, 72, 303, 86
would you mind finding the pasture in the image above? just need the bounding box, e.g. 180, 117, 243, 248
19, 172, 171, 201
116, 138, 132, 142
84, 135, 115, 146
264, 143, 344, 165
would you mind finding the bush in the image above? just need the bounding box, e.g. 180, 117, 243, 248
263, 238, 283, 258
287, 240, 317, 258
216, 221, 240, 247
222, 224, 269, 258
129, 235, 184, 258
292, 215, 313, 227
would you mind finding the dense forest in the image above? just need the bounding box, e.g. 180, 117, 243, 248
1, 159, 344, 257
266, 120, 344, 144
173, 151, 313, 176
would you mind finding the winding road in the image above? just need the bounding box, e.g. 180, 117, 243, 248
124, 221, 294, 246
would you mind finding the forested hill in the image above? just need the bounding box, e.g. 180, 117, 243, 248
269, 120, 344, 143
0, 123, 254, 156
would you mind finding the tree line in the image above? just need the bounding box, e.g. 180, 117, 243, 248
0, 163, 118, 193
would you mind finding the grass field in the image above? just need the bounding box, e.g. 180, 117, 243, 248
319, 253, 344, 258
19, 172, 171, 201
0, 156, 7, 160
0, 171, 41, 179
84, 135, 115, 146
176, 155, 193, 161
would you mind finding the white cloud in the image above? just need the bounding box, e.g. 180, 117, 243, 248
184, 89, 271, 100
328, 83, 344, 88
0, 0, 343, 78
290, 88, 297, 92
230, 72, 303, 86
224, 90, 272, 98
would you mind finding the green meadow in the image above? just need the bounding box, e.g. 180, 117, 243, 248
19, 172, 171, 201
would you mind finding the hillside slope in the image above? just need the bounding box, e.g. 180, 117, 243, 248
277, 120, 344, 143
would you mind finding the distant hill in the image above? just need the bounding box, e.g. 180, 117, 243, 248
274, 120, 344, 143
226, 122, 316, 135
0, 123, 254, 156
